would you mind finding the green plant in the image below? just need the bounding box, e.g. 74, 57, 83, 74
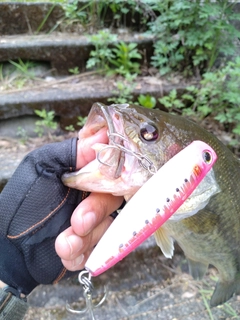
5, 59, 36, 89
108, 73, 136, 104
15, 78, 28, 89
199, 275, 240, 320
0, 0, 60, 2
9, 59, 36, 79
86, 30, 117, 72
63, 0, 88, 25
34, 109, 57, 137
61, 0, 109, 30
87, 31, 142, 77
159, 57, 240, 145
108, 0, 156, 30
77, 116, 87, 127
1, 60, 45, 90
0, 64, 3, 82
148, 0, 240, 76
138, 94, 156, 109
69, 66, 80, 75
221, 302, 240, 319
188, 57, 240, 142
59, 0, 154, 32
108, 0, 130, 27
158, 89, 185, 113
35, 4, 56, 34
109, 42, 141, 76
16, 127, 29, 144
199, 285, 216, 320
65, 124, 75, 131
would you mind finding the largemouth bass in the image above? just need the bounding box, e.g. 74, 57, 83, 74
62, 103, 240, 307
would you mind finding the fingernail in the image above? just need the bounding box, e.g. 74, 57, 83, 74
72, 254, 84, 268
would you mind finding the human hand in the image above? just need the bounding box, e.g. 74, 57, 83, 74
0, 138, 80, 295
55, 128, 123, 271
55, 192, 123, 271
0, 133, 123, 296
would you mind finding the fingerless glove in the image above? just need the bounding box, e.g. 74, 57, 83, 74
0, 138, 83, 295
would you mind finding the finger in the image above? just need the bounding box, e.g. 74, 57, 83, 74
71, 192, 123, 237
60, 249, 91, 272
76, 127, 108, 169
55, 191, 121, 261
59, 217, 113, 271
55, 192, 123, 269
55, 212, 112, 261
55, 226, 83, 260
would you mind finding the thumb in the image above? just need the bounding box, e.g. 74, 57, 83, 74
76, 127, 108, 169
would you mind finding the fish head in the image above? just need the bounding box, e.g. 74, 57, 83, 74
62, 103, 185, 198
62, 103, 219, 207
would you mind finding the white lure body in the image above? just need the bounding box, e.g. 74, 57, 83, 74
85, 140, 218, 276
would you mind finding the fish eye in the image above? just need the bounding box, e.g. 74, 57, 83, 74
202, 150, 212, 164
140, 123, 159, 142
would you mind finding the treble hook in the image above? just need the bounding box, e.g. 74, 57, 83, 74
106, 132, 157, 174
96, 132, 128, 168
66, 270, 108, 320
97, 143, 157, 175
107, 132, 129, 143
96, 144, 123, 167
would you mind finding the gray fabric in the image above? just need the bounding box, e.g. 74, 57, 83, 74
0, 289, 28, 320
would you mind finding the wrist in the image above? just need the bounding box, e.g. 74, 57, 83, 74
0, 287, 28, 320
0, 281, 27, 301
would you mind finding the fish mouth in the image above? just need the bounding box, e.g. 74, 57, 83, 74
77, 102, 132, 180
62, 102, 152, 196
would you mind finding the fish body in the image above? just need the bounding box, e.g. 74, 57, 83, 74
62, 103, 240, 307
85, 141, 217, 277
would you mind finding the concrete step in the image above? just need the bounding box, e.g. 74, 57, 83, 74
0, 32, 153, 75
0, 138, 29, 192
0, 75, 189, 125
0, 74, 190, 189
0, 2, 64, 35
0, 1, 148, 36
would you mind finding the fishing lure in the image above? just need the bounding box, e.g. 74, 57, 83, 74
85, 140, 217, 277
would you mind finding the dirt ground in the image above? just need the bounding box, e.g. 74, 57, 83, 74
24, 242, 240, 320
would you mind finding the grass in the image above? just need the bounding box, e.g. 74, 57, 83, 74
35, 3, 56, 34
199, 288, 215, 320
0, 59, 48, 91
199, 275, 240, 320
9, 59, 36, 78
0, 0, 61, 2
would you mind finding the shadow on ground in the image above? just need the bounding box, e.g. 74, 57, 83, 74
26, 238, 240, 320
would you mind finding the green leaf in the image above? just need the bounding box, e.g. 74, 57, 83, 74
138, 94, 156, 109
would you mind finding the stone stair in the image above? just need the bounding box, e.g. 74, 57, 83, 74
0, 2, 185, 189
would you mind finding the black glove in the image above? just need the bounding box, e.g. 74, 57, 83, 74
0, 138, 84, 296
